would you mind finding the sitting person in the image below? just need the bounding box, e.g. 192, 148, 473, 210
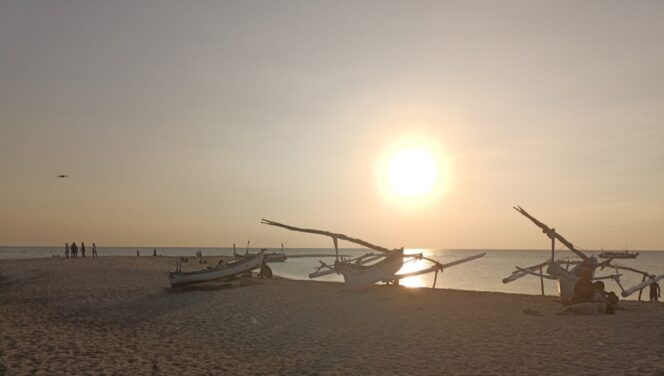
571, 267, 594, 304
592, 281, 607, 303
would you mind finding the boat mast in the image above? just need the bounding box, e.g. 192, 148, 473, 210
333, 237, 339, 262
551, 229, 555, 263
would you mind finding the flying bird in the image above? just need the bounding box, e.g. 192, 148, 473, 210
57, 174, 68, 178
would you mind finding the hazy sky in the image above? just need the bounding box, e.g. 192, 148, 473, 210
1, 1, 663, 249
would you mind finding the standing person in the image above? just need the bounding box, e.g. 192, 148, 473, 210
136, 250, 140, 256
81, 242, 86, 258
71, 242, 78, 259
92, 243, 98, 258
65, 243, 70, 259
153, 248, 157, 257
650, 280, 660, 302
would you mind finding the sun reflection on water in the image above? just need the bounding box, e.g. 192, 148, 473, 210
397, 248, 432, 288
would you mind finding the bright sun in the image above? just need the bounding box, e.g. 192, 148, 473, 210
388, 148, 438, 197
376, 137, 448, 206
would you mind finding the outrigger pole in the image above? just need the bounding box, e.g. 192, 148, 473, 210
514, 206, 588, 261
261, 219, 395, 254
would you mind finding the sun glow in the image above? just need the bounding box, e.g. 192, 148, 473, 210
388, 149, 437, 197
377, 138, 448, 206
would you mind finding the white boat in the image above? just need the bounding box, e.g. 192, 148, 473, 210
262, 219, 485, 289
233, 242, 288, 263
264, 251, 287, 263
235, 249, 287, 263
168, 251, 265, 287
598, 250, 639, 259
334, 252, 405, 287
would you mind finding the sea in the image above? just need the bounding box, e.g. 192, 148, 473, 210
2, 246, 663, 300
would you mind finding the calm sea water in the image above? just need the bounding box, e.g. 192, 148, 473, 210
2, 246, 663, 300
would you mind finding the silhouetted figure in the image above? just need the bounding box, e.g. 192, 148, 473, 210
153, 249, 157, 257
571, 268, 594, 304
81, 242, 86, 258
650, 281, 660, 302
592, 281, 616, 314
92, 243, 98, 258
136, 250, 140, 256
71, 242, 78, 258
258, 261, 273, 279
65, 243, 70, 259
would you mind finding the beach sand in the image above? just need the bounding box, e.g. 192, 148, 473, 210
1, 257, 663, 375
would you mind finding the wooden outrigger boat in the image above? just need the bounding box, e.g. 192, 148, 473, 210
261, 219, 485, 288
598, 250, 639, 259
233, 242, 288, 263
168, 251, 265, 287
504, 206, 663, 301
262, 249, 287, 263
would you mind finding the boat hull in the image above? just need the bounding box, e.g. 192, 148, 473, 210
557, 276, 578, 303
235, 252, 287, 263
168, 253, 265, 287
598, 252, 639, 259
335, 254, 404, 288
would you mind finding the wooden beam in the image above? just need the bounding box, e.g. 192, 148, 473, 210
551, 231, 555, 263
621, 273, 664, 297
439, 253, 486, 269
503, 260, 551, 283
262, 219, 394, 254
514, 206, 588, 261
515, 266, 557, 280
540, 265, 545, 296
638, 274, 646, 301
333, 237, 339, 262
613, 264, 651, 277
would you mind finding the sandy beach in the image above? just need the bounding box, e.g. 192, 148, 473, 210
1, 257, 663, 375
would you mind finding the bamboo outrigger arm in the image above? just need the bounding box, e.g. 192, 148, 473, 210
395, 265, 442, 280
503, 260, 551, 284
621, 273, 664, 297
514, 266, 558, 280
261, 219, 395, 253
437, 252, 486, 269
514, 206, 588, 261
611, 264, 652, 277
309, 260, 336, 278
392, 253, 486, 282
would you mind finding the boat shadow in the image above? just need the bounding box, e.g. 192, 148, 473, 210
92, 279, 267, 325
164, 282, 235, 293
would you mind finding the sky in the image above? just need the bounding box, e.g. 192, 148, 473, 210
1, 1, 663, 249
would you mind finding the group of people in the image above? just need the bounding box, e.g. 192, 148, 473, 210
565, 266, 620, 315
65, 242, 98, 258
564, 264, 662, 315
